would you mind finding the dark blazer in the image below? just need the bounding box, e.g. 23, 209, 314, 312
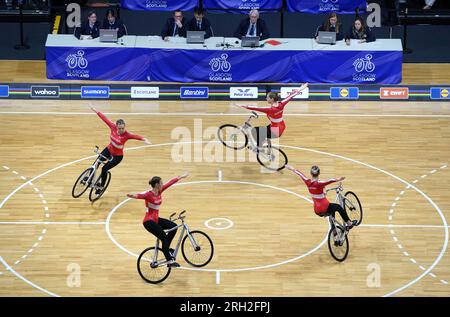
345, 27, 376, 42
187, 17, 213, 39
315, 23, 345, 41
161, 17, 187, 39
102, 18, 126, 38
234, 18, 270, 40
74, 21, 101, 39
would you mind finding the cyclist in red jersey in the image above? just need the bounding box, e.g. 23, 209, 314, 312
127, 171, 189, 268
90, 106, 151, 194
236, 83, 308, 150
286, 164, 357, 231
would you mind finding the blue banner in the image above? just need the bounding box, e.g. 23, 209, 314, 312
203, 0, 282, 13
120, 0, 197, 11
47, 47, 401, 84
46, 47, 149, 81
286, 0, 366, 14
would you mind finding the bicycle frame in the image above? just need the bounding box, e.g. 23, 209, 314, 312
326, 183, 349, 243
236, 112, 274, 156
150, 215, 198, 267
85, 147, 113, 189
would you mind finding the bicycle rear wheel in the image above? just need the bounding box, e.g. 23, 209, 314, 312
257, 146, 288, 171
89, 171, 111, 202
327, 227, 349, 262
217, 124, 248, 150
344, 191, 363, 226
137, 247, 171, 284
72, 167, 93, 198
181, 230, 214, 267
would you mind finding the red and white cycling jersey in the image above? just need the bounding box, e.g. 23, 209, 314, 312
292, 169, 339, 214
96, 111, 144, 156
242, 89, 302, 137
135, 178, 179, 224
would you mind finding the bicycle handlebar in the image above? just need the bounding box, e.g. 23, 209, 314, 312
325, 182, 344, 193
94, 146, 113, 162
170, 210, 187, 222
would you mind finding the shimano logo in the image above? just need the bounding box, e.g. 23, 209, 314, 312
180, 87, 209, 99
81, 86, 110, 99
31, 86, 60, 98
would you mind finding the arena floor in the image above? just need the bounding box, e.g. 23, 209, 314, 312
0, 99, 449, 296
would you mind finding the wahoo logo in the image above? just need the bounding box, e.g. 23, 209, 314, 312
31, 86, 60, 98
81, 86, 110, 98
180, 87, 209, 99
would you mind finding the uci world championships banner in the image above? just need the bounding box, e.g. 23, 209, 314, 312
286, 0, 367, 14
120, 0, 197, 11
203, 0, 282, 13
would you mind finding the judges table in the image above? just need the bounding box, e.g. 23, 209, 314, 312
46, 34, 402, 83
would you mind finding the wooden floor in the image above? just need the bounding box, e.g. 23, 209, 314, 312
1, 60, 450, 84
1, 99, 450, 296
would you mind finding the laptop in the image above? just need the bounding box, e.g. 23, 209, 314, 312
241, 36, 260, 48
99, 29, 118, 43
317, 31, 336, 45
186, 31, 205, 44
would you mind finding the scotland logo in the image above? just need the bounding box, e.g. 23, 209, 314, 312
145, 0, 168, 8
352, 54, 376, 82
239, 0, 260, 10
353, 54, 375, 73
65, 50, 89, 79
66, 50, 88, 69
320, 0, 340, 11
209, 54, 232, 82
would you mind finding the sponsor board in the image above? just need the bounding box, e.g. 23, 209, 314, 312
379, 87, 409, 99
330, 87, 359, 99
280, 87, 309, 99
430, 87, 450, 100
131, 87, 159, 99
0, 85, 9, 98
180, 87, 209, 99
229, 87, 258, 99
81, 86, 110, 98
30, 86, 60, 98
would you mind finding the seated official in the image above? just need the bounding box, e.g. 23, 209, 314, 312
102, 9, 126, 38
161, 10, 187, 41
234, 9, 270, 41
75, 11, 100, 40
345, 17, 376, 44
187, 6, 213, 39
314, 12, 344, 42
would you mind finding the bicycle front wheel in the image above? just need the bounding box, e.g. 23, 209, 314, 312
72, 167, 93, 198
89, 171, 111, 202
137, 247, 171, 284
344, 191, 363, 226
327, 227, 349, 262
217, 124, 248, 150
181, 230, 214, 267
257, 146, 288, 171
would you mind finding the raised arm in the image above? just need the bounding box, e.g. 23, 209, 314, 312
319, 177, 345, 187
161, 171, 189, 193
286, 164, 309, 184
238, 104, 273, 114
90, 106, 115, 130
127, 191, 149, 200
280, 83, 309, 105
